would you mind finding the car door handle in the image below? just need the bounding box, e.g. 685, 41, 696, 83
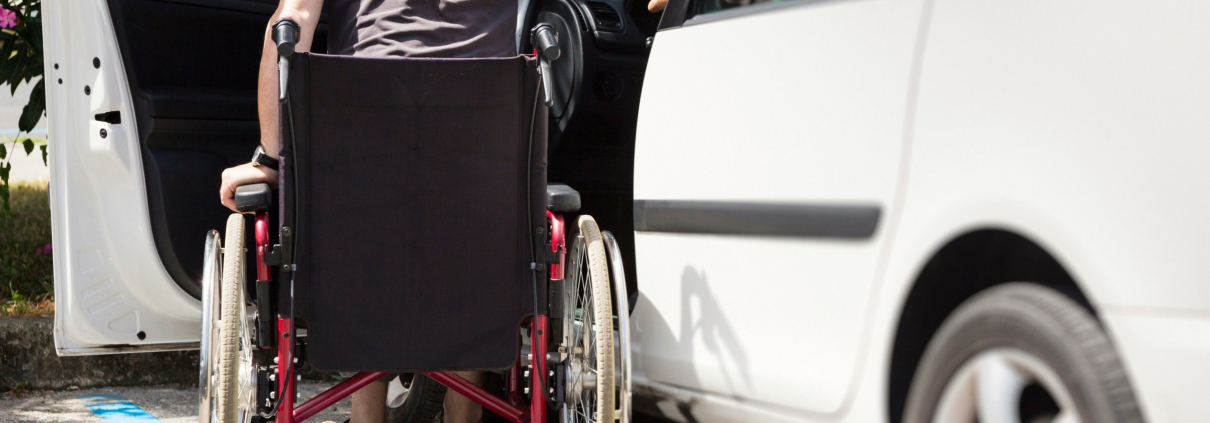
94, 111, 121, 124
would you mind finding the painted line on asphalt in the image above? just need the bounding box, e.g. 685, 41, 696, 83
78, 394, 162, 422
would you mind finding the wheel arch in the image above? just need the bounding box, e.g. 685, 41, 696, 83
885, 228, 1095, 423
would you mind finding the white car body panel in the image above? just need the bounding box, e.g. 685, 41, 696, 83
45, 0, 200, 355
633, 0, 1210, 422
906, 0, 1210, 313
1104, 312, 1210, 423
632, 0, 925, 416
886, 1, 1210, 421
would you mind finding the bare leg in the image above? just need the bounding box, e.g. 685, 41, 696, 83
443, 371, 486, 423
351, 380, 387, 423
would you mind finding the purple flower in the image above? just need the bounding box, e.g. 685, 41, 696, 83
0, 9, 19, 29
35, 243, 51, 255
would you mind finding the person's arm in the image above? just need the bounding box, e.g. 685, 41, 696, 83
256, 0, 324, 156
220, 0, 324, 212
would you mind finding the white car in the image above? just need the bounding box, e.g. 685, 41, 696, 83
47, 1, 1207, 423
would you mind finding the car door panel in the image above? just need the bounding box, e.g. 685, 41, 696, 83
48, 0, 298, 354
106, 0, 293, 296
632, 0, 924, 415
47, 0, 202, 354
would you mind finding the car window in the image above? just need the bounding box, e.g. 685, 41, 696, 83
693, 0, 777, 16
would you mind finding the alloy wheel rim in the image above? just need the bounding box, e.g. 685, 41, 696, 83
932, 347, 1080, 423
386, 375, 413, 409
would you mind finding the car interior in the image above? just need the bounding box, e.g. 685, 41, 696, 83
104, 0, 654, 300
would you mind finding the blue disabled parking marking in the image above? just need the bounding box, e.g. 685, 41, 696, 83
78, 394, 162, 422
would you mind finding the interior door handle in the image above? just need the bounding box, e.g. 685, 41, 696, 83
94, 111, 121, 124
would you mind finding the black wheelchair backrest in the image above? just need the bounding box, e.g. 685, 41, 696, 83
278, 53, 547, 372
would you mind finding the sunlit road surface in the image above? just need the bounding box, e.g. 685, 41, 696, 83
0, 382, 351, 423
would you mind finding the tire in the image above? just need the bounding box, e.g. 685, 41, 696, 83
386, 373, 447, 423
562, 215, 616, 423
216, 214, 245, 423
902, 283, 1144, 423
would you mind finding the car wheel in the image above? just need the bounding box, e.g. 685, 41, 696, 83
386, 373, 446, 423
903, 283, 1144, 423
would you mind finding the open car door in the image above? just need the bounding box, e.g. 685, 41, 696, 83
45, 0, 288, 354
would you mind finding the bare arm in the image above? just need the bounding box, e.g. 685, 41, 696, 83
220, 0, 324, 212
257, 0, 324, 156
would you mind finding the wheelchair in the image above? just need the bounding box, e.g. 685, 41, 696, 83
197, 20, 630, 423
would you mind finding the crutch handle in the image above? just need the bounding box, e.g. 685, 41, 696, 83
273, 18, 301, 57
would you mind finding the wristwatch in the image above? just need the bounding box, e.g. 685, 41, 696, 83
251, 145, 279, 171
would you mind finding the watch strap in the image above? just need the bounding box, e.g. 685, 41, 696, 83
252, 146, 280, 171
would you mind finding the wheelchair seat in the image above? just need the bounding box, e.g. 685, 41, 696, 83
547, 183, 580, 212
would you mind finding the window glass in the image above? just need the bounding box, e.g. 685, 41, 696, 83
692, 0, 780, 16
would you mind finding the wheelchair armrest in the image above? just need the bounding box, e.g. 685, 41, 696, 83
234, 183, 273, 213
547, 183, 581, 213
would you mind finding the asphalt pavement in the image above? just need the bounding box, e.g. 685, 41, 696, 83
0, 382, 352, 423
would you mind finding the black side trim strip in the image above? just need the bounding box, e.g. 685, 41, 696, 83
634, 200, 880, 238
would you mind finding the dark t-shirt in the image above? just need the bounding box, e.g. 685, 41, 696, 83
324, 0, 517, 58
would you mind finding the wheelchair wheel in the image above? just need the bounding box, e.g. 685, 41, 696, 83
601, 231, 631, 423
209, 214, 258, 423
199, 230, 222, 423
386, 373, 447, 423
563, 215, 617, 423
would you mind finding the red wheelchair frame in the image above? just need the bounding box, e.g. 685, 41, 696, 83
253, 210, 566, 423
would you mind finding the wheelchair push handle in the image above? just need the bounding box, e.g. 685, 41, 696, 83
273, 18, 300, 102
531, 23, 560, 61
273, 18, 301, 57
531, 24, 560, 107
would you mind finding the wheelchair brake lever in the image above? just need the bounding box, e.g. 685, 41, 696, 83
279, 57, 289, 102
538, 59, 555, 107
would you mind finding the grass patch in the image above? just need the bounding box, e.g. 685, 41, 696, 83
0, 182, 53, 316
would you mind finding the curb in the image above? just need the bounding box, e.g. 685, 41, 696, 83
0, 316, 198, 391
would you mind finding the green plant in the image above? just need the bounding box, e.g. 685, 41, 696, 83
10, 380, 29, 395
0, 182, 51, 309
0, 0, 42, 213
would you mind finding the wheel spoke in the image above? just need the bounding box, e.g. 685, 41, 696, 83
565, 232, 614, 423
1050, 411, 1080, 423
975, 351, 1027, 423
932, 363, 977, 423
